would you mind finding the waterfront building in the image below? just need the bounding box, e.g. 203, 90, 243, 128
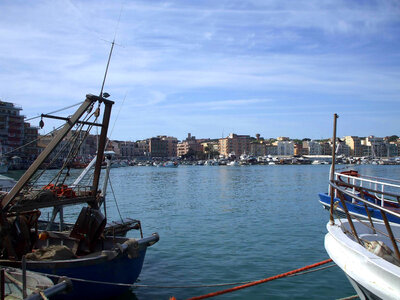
119, 141, 137, 158
177, 133, 203, 157
109, 140, 121, 156
38, 132, 70, 165
358, 136, 390, 158
294, 143, 308, 156
137, 140, 149, 157
250, 141, 266, 156
276, 141, 294, 156
386, 143, 399, 157
317, 141, 331, 155
39, 131, 98, 164
77, 133, 97, 158
117, 140, 150, 158
149, 137, 168, 158
0, 100, 24, 155
218, 133, 252, 157
336, 140, 351, 156
344, 136, 362, 157
265, 144, 278, 155
200, 140, 220, 157
23, 122, 40, 159
158, 135, 178, 158
365, 136, 387, 158
302, 140, 321, 155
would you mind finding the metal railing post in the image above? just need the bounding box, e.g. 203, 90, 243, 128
329, 113, 338, 225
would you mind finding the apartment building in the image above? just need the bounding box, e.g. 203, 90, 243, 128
250, 141, 266, 156
294, 143, 308, 156
116, 140, 149, 158
0, 100, 25, 155
200, 140, 219, 155
177, 133, 203, 156
362, 136, 387, 158
303, 140, 321, 155
218, 133, 252, 157
23, 122, 40, 159
118, 141, 137, 158
276, 141, 294, 156
149, 137, 168, 158
158, 135, 178, 158
386, 143, 399, 157
344, 136, 362, 157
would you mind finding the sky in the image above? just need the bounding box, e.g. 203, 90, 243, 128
0, 0, 399, 141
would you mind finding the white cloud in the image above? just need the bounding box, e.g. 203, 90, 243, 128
0, 0, 399, 140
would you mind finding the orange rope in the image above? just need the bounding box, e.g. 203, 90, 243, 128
186, 259, 333, 300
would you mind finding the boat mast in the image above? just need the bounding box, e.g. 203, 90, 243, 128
94, 34, 118, 210
329, 113, 338, 224
91, 99, 113, 208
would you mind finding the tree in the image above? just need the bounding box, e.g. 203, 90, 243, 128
387, 135, 399, 142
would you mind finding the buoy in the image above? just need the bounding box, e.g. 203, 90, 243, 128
39, 231, 49, 240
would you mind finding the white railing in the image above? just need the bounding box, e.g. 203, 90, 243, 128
334, 171, 400, 207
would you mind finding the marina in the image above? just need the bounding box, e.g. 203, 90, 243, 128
0, 1, 399, 299
4, 163, 392, 299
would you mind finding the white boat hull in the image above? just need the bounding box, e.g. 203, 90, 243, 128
325, 220, 400, 299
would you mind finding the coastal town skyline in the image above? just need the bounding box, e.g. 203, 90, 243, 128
1, 1, 399, 141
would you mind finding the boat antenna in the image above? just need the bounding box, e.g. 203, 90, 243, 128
99, 40, 115, 98
99, 4, 124, 97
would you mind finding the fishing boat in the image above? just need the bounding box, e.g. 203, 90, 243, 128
38, 150, 143, 237
319, 170, 400, 224
0, 94, 159, 300
322, 114, 400, 299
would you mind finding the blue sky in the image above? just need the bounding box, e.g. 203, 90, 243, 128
0, 0, 399, 141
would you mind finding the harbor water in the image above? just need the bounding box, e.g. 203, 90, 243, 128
11, 164, 400, 299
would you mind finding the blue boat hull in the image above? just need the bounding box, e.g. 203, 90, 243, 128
33, 248, 147, 300
318, 193, 400, 224
0, 233, 159, 300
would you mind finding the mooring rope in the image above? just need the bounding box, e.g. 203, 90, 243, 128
337, 295, 359, 300
185, 259, 333, 300
28, 260, 334, 292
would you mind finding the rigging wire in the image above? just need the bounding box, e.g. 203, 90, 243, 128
28, 107, 98, 188
24, 101, 84, 121
107, 177, 124, 223
108, 93, 126, 143
52, 110, 98, 185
